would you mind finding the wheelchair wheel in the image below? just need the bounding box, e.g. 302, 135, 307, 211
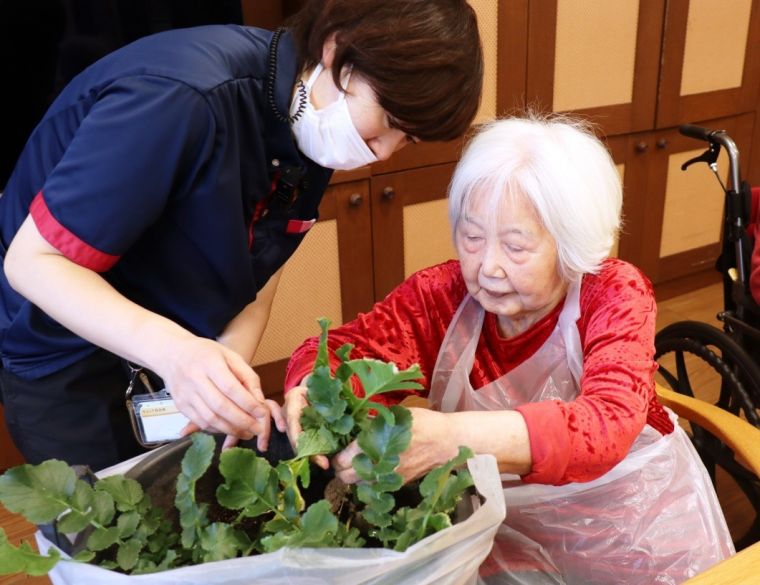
655, 320, 760, 549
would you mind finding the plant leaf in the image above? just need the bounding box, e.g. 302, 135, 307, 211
357, 406, 412, 463
419, 446, 474, 508
0, 529, 60, 576
91, 490, 115, 525
199, 523, 249, 562
180, 433, 215, 482
95, 476, 144, 513
297, 500, 339, 545
314, 318, 331, 368
116, 538, 142, 571
306, 367, 346, 423
217, 449, 280, 518
296, 427, 338, 458
56, 479, 94, 533
175, 433, 215, 548
261, 500, 339, 552
345, 360, 423, 398
154, 549, 179, 572
0, 460, 77, 523
56, 509, 91, 534
87, 526, 120, 551
356, 484, 395, 514
72, 549, 96, 562
117, 511, 140, 539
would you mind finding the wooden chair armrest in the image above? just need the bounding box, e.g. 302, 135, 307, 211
655, 383, 760, 477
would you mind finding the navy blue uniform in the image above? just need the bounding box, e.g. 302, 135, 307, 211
0, 25, 332, 467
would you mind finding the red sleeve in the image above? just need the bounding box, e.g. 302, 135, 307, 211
516, 260, 664, 485
284, 261, 467, 405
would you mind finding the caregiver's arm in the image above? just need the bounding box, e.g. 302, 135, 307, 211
217, 266, 283, 365
4, 215, 274, 443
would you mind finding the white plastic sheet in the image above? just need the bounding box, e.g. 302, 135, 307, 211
36, 454, 504, 585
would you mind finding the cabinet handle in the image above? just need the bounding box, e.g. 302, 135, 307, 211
635, 141, 648, 153
382, 186, 396, 201
349, 192, 363, 207
656, 138, 668, 149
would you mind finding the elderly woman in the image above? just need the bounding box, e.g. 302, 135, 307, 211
283, 116, 733, 583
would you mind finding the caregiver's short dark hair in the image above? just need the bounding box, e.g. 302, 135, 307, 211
288, 0, 483, 142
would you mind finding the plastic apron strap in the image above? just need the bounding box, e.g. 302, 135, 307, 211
429, 294, 484, 412
557, 278, 583, 383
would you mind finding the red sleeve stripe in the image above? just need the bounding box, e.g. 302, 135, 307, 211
29, 191, 120, 272
286, 218, 316, 234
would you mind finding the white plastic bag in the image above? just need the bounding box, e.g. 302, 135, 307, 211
36, 454, 504, 585
478, 413, 733, 584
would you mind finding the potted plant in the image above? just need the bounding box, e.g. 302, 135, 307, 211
0, 320, 504, 584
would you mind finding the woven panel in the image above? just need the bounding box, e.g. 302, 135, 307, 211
252, 220, 343, 365
660, 149, 727, 258
469, 0, 498, 122
680, 0, 752, 96
403, 199, 457, 278
553, 0, 638, 111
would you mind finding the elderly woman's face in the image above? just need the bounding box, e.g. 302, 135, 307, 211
455, 188, 568, 337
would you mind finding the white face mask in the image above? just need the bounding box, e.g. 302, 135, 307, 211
290, 63, 378, 171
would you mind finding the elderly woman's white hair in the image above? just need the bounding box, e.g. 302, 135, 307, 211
448, 114, 622, 282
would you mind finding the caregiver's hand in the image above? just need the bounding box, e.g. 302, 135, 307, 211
158, 335, 285, 450
282, 383, 330, 470
333, 407, 460, 484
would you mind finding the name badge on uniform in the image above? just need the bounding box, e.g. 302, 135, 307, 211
125, 363, 189, 448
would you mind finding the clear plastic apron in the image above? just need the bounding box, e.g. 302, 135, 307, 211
429, 281, 733, 584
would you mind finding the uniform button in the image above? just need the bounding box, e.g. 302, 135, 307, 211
272, 159, 280, 167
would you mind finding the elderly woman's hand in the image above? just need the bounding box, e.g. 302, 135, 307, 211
282, 382, 330, 470
333, 407, 460, 484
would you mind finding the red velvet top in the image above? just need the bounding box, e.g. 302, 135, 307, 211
285, 258, 673, 486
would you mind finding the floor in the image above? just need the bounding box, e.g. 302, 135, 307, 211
0, 281, 754, 583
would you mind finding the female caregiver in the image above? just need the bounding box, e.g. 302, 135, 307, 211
0, 0, 483, 469
284, 116, 733, 583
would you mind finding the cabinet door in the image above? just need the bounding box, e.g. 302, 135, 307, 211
524, 0, 665, 136
621, 113, 755, 285
657, 0, 760, 128
252, 180, 375, 401
370, 164, 457, 301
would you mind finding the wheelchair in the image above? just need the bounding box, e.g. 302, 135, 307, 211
654, 124, 760, 550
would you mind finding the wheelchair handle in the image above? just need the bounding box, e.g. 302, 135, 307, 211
679, 124, 714, 142
679, 124, 741, 193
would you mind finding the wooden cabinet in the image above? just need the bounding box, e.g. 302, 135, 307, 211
504, 0, 760, 290
656, 0, 760, 129
370, 163, 458, 300
511, 0, 760, 136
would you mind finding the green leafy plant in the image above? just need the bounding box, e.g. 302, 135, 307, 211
0, 319, 474, 577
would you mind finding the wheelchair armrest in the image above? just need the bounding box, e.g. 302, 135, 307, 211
656, 383, 760, 477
